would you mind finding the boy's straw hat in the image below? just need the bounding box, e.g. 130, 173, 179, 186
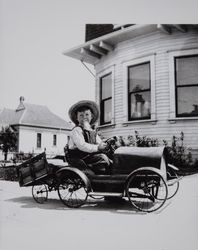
68, 100, 99, 125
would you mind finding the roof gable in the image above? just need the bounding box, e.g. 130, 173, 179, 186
20, 103, 71, 129
0, 108, 17, 127
0, 102, 72, 130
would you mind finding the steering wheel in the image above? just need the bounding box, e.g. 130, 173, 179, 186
104, 136, 118, 159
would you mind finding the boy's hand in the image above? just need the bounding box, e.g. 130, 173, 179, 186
98, 142, 108, 152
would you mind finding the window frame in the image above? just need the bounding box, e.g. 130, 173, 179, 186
123, 55, 156, 123
53, 134, 57, 147
97, 65, 115, 126
169, 49, 198, 120
175, 54, 198, 118
36, 133, 42, 148
100, 72, 112, 125
128, 61, 151, 121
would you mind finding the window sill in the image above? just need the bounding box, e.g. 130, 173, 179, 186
98, 123, 116, 129
122, 119, 157, 126
168, 117, 198, 123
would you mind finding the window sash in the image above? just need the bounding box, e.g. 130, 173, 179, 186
175, 55, 198, 117
128, 63, 150, 92
100, 98, 112, 124
128, 62, 151, 120
53, 134, 57, 146
176, 85, 198, 117
175, 55, 198, 86
37, 133, 41, 148
100, 73, 112, 125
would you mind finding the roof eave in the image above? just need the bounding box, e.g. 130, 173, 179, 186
62, 24, 158, 65
63, 24, 198, 65
11, 123, 72, 131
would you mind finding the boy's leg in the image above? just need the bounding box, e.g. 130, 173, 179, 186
84, 153, 111, 174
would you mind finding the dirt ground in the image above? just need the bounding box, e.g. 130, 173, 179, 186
0, 174, 198, 250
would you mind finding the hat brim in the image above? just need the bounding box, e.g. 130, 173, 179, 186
68, 100, 99, 125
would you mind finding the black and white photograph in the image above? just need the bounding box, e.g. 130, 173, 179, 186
0, 0, 198, 250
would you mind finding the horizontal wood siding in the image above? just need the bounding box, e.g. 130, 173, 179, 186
95, 29, 198, 157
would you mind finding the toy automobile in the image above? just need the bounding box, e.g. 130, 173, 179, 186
17, 137, 179, 213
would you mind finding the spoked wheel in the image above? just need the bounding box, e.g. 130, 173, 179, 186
32, 184, 48, 204
166, 168, 180, 199
126, 169, 168, 213
58, 174, 88, 208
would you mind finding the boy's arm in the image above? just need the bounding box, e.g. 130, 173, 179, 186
96, 134, 102, 144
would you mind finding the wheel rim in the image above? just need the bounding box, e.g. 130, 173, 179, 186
58, 175, 88, 208
126, 169, 168, 213
166, 169, 179, 199
32, 184, 48, 204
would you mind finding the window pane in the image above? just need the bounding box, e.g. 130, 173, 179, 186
53, 135, 57, 146
129, 63, 150, 92
129, 91, 151, 118
176, 56, 198, 86
103, 99, 112, 123
37, 133, 41, 148
101, 73, 112, 99
177, 86, 198, 116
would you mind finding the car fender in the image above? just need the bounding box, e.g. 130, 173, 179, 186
56, 166, 92, 192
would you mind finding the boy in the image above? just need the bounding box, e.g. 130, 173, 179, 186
67, 100, 111, 174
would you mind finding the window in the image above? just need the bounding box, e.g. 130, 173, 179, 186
37, 133, 42, 148
128, 62, 151, 120
53, 134, 57, 146
175, 55, 198, 117
100, 73, 112, 125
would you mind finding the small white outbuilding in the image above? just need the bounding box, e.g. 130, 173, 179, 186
0, 97, 72, 157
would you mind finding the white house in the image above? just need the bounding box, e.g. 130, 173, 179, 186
63, 24, 198, 158
0, 97, 72, 157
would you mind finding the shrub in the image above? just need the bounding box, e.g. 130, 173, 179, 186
134, 131, 159, 147
0, 166, 18, 181
0, 126, 17, 161
12, 152, 33, 163
163, 132, 193, 169
115, 131, 159, 147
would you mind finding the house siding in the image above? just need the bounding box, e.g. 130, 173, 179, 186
18, 126, 69, 155
95, 29, 198, 157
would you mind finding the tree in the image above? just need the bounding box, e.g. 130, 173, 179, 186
0, 126, 17, 161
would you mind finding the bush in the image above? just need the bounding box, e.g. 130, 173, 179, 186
163, 132, 194, 170
134, 131, 159, 147
12, 152, 33, 163
115, 131, 159, 147
0, 166, 18, 181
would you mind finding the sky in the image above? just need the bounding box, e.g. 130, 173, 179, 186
0, 0, 198, 122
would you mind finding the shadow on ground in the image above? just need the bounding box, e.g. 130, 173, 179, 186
6, 196, 150, 215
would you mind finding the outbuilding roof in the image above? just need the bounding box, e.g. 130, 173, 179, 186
0, 99, 72, 130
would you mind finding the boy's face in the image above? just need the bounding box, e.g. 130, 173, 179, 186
76, 109, 93, 125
